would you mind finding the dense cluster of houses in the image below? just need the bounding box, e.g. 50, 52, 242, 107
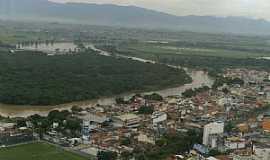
0, 68, 270, 160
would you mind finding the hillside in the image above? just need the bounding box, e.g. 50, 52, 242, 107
0, 0, 270, 35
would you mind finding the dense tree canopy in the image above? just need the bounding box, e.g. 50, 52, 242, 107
0, 50, 191, 105
144, 93, 163, 101
97, 151, 117, 160
142, 129, 202, 160
138, 105, 154, 115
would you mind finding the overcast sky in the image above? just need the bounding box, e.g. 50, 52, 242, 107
50, 0, 270, 20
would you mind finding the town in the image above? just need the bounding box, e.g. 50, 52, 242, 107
1, 68, 270, 160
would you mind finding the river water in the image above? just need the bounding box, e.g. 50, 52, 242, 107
0, 43, 214, 117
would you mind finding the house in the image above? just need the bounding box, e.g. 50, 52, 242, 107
137, 132, 155, 145
79, 112, 109, 125
0, 122, 16, 132
113, 114, 140, 128
152, 111, 167, 130
224, 137, 246, 150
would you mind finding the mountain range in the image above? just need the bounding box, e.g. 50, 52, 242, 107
0, 0, 270, 35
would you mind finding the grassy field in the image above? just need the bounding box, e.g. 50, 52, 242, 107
114, 42, 270, 72
0, 142, 90, 160
119, 43, 270, 59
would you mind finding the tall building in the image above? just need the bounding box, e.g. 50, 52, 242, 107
203, 121, 224, 146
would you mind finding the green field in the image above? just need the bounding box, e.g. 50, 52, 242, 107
118, 43, 270, 59
0, 142, 89, 160
113, 42, 270, 73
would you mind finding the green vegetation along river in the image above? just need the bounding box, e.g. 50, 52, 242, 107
0, 43, 213, 117
0, 70, 213, 117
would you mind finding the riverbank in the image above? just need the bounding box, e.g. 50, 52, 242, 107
0, 43, 213, 117
0, 70, 213, 118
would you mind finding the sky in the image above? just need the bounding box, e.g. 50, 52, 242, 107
50, 0, 270, 20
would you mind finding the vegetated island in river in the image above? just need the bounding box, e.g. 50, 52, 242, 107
0, 49, 192, 105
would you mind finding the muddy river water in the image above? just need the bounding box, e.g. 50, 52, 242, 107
0, 43, 214, 117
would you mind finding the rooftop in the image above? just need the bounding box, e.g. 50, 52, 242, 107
115, 114, 139, 121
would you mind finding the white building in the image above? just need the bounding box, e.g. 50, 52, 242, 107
253, 143, 270, 160
152, 111, 167, 124
224, 137, 246, 150
52, 122, 59, 129
0, 122, 16, 132
208, 134, 219, 148
203, 121, 224, 146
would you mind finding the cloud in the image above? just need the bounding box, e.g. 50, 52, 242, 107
50, 0, 270, 20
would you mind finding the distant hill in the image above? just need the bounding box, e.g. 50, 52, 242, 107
1, 0, 270, 35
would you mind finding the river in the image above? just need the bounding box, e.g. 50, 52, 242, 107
0, 43, 214, 117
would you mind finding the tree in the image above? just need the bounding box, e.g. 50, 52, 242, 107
28, 114, 43, 127
209, 149, 221, 156
120, 138, 131, 146
182, 89, 196, 98
155, 138, 167, 147
71, 106, 83, 113
186, 129, 203, 148
138, 130, 203, 160
97, 151, 117, 160
16, 119, 26, 127
48, 110, 71, 122
144, 93, 163, 101
121, 151, 133, 160
138, 106, 154, 115
0, 51, 191, 105
222, 88, 230, 94
65, 118, 82, 137
115, 97, 127, 104
224, 121, 235, 133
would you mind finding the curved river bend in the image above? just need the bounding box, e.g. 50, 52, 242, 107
0, 43, 214, 117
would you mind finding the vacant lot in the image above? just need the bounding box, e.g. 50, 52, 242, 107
0, 142, 89, 160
